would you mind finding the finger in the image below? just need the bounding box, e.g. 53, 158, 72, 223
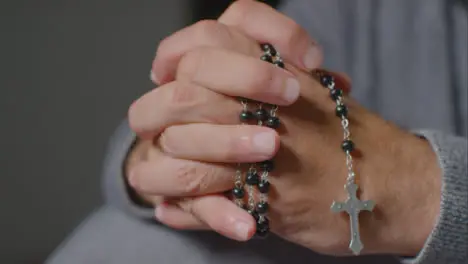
159, 123, 279, 163
128, 81, 240, 138
155, 203, 208, 230
131, 46, 301, 139
128, 150, 234, 197
219, 0, 323, 70
177, 47, 301, 105
153, 20, 261, 85
177, 195, 256, 241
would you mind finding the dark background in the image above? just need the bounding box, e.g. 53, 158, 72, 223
195, 0, 279, 19
0, 1, 278, 263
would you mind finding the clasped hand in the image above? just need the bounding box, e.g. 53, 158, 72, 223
126, 1, 440, 257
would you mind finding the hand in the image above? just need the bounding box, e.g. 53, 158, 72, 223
127, 0, 322, 239
127, 1, 441, 257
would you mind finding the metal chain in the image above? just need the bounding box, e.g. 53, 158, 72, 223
324, 81, 356, 184
234, 43, 283, 237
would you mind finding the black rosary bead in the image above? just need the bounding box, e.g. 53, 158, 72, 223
232, 187, 245, 199
240, 110, 253, 122
255, 226, 270, 238
265, 116, 281, 129
330, 88, 343, 101
261, 43, 277, 56
259, 160, 274, 172
260, 54, 273, 63
237, 43, 283, 237
320, 75, 334, 87
256, 218, 270, 238
246, 171, 260, 185
341, 139, 355, 153
335, 104, 348, 118
256, 202, 269, 215
255, 108, 268, 121
274, 60, 285, 69
249, 210, 260, 222
258, 180, 271, 193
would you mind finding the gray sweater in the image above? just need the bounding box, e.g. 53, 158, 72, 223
48, 0, 467, 264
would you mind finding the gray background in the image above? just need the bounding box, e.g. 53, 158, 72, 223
1, 1, 189, 263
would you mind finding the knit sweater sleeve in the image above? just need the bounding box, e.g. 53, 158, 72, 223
401, 130, 468, 264
101, 120, 155, 220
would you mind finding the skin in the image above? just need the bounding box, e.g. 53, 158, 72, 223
125, 0, 441, 258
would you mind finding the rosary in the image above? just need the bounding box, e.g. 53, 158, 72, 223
231, 43, 282, 238
231, 43, 375, 255
316, 71, 376, 255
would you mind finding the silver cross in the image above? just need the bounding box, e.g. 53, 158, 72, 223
331, 183, 375, 255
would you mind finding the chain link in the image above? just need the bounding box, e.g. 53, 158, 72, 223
328, 78, 356, 184
248, 185, 256, 210
345, 153, 355, 182
241, 100, 248, 111
235, 164, 243, 188
270, 105, 278, 117
342, 118, 351, 139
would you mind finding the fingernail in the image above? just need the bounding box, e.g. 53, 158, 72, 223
253, 132, 276, 156
303, 44, 322, 69
234, 220, 252, 240
150, 70, 159, 84
155, 205, 165, 220
284, 78, 301, 104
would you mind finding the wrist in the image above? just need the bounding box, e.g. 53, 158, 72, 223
360, 118, 442, 256
390, 134, 441, 256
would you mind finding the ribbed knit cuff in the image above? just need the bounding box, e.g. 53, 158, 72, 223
101, 120, 156, 220
402, 130, 468, 264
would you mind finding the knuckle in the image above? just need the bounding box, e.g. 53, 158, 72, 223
191, 19, 238, 51
174, 163, 200, 195
177, 48, 206, 80
177, 198, 195, 215
192, 19, 222, 42
156, 82, 211, 126
153, 88, 174, 122
129, 85, 187, 136
174, 163, 212, 195
194, 19, 218, 30
167, 81, 197, 106
224, 0, 251, 24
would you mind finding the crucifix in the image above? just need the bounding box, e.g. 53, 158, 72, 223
331, 183, 375, 255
